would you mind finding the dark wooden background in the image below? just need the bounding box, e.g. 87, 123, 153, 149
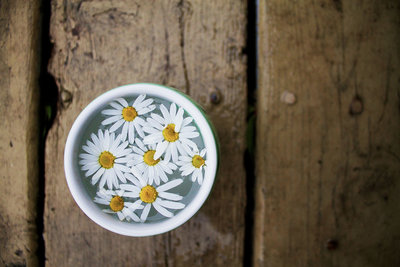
0, 0, 399, 266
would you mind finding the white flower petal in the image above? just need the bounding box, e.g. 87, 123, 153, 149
153, 166, 161, 185
169, 103, 177, 121
103, 130, 111, 151
157, 179, 183, 192
136, 162, 146, 172
198, 170, 203, 185
114, 165, 127, 183
91, 132, 102, 148
142, 126, 160, 134
157, 199, 185, 210
182, 117, 193, 127
178, 155, 192, 162
153, 201, 173, 217
130, 166, 143, 180
143, 167, 151, 184
91, 168, 105, 185
134, 122, 145, 138
200, 148, 207, 157
99, 171, 108, 188
128, 211, 141, 222
175, 140, 188, 157
109, 119, 125, 132
134, 116, 146, 126
151, 113, 166, 125
180, 138, 198, 151
174, 108, 184, 132
115, 157, 131, 164
159, 162, 173, 174
128, 199, 144, 210
182, 166, 196, 176
101, 109, 122, 116
157, 165, 169, 183
179, 163, 194, 172
116, 98, 129, 107
180, 126, 197, 133
120, 184, 141, 195
143, 133, 163, 145
128, 122, 135, 144
138, 107, 152, 115
180, 131, 200, 139
115, 148, 131, 158
108, 134, 122, 154
98, 129, 104, 143
102, 115, 122, 126
132, 94, 146, 107
131, 146, 144, 155
124, 173, 142, 187
117, 211, 125, 221
79, 159, 97, 165
158, 192, 183, 201
146, 118, 164, 130
148, 167, 155, 182
106, 170, 113, 189
165, 145, 174, 163
79, 153, 98, 160
82, 145, 96, 155
140, 203, 151, 222
170, 142, 178, 163
160, 104, 172, 124
121, 121, 129, 141
134, 138, 147, 151
154, 141, 168, 160
137, 98, 154, 109
85, 165, 100, 177
93, 198, 109, 205
114, 164, 130, 173
110, 102, 124, 110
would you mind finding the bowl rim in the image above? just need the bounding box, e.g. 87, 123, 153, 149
64, 83, 219, 236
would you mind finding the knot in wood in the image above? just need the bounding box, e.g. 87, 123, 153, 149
280, 91, 296, 105
349, 95, 363, 115
210, 90, 221, 104
61, 89, 73, 108
326, 239, 339, 250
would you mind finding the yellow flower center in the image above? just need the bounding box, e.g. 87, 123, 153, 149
140, 185, 158, 203
109, 196, 124, 212
122, 106, 138, 122
192, 155, 205, 168
99, 151, 116, 169
162, 123, 179, 142
143, 150, 160, 166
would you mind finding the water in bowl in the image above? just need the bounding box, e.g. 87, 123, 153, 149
76, 94, 205, 223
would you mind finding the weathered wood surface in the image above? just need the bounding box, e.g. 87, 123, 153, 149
44, 0, 247, 266
0, 1, 41, 266
255, 0, 400, 266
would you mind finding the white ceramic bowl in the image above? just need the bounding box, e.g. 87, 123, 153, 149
64, 83, 219, 236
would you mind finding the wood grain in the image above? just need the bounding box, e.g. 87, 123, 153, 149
255, 0, 400, 266
0, 0, 41, 266
44, 0, 247, 266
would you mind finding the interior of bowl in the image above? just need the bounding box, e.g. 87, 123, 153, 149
64, 83, 218, 236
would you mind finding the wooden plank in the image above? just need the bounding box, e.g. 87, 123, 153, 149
44, 0, 247, 266
255, 0, 400, 266
0, 0, 41, 266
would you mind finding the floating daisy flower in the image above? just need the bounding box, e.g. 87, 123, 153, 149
176, 148, 207, 185
94, 188, 144, 221
101, 95, 155, 143
143, 103, 199, 163
119, 173, 185, 222
127, 138, 178, 186
79, 129, 132, 189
